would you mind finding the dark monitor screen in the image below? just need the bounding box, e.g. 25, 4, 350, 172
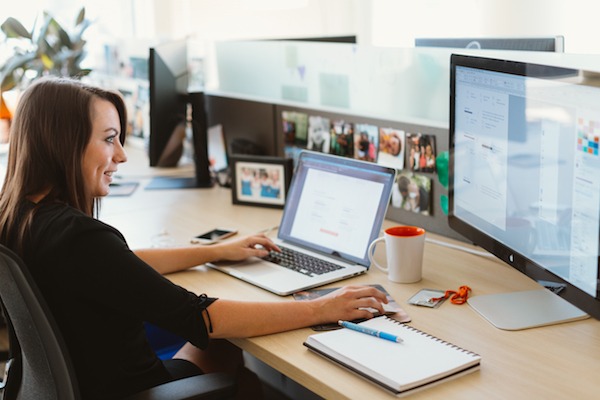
416, 36, 564, 52
148, 39, 188, 167
449, 54, 600, 329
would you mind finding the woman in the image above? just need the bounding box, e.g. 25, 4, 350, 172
0, 77, 387, 400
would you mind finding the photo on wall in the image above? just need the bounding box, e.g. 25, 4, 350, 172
390, 171, 432, 215
406, 132, 437, 173
354, 123, 378, 162
282, 110, 309, 146
307, 115, 331, 153
330, 120, 354, 158
377, 127, 405, 169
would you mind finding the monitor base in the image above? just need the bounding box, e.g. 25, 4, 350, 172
145, 176, 213, 190
467, 289, 589, 330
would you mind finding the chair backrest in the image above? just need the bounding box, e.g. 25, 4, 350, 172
0, 245, 80, 400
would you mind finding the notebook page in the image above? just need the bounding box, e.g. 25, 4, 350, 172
305, 316, 480, 392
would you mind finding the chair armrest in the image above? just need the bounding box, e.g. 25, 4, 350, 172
124, 373, 236, 400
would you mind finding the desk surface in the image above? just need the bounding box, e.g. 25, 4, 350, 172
101, 146, 600, 400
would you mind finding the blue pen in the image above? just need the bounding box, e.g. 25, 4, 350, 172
338, 320, 403, 343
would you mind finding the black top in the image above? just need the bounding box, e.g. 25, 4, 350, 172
21, 202, 215, 399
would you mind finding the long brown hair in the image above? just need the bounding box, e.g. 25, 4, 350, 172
0, 77, 127, 255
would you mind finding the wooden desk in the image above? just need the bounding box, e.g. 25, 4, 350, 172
101, 147, 600, 399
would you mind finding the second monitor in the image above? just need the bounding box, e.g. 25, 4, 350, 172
415, 36, 564, 52
147, 39, 212, 189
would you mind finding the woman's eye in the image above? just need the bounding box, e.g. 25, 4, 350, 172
106, 136, 116, 143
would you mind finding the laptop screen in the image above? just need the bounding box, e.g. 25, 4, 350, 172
278, 151, 396, 266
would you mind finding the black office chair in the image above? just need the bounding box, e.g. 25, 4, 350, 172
0, 307, 8, 365
0, 244, 236, 400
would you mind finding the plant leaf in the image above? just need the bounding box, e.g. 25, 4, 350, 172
1, 17, 32, 39
33, 14, 52, 47
2, 7, 93, 87
1, 73, 17, 92
51, 17, 73, 48
1, 52, 37, 76
76, 7, 86, 26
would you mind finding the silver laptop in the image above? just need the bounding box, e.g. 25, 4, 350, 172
207, 151, 396, 296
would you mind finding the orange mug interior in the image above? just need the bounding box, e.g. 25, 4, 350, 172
385, 226, 425, 237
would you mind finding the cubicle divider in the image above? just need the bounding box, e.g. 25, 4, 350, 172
205, 94, 278, 156
202, 89, 465, 241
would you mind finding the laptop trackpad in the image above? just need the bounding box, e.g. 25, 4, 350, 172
217, 258, 289, 278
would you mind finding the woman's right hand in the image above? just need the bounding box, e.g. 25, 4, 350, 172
310, 285, 388, 324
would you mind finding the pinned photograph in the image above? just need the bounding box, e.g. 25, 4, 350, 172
329, 120, 354, 158
354, 123, 378, 162
406, 132, 437, 173
390, 171, 432, 215
282, 110, 308, 146
307, 115, 331, 153
378, 127, 405, 169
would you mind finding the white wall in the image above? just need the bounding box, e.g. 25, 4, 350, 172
369, 0, 600, 54
4, 0, 600, 55
6, 0, 599, 74
156, 0, 600, 55
117, 0, 599, 87
177, 0, 358, 57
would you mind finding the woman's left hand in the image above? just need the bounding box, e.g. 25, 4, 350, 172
213, 234, 281, 261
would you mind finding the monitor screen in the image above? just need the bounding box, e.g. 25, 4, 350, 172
449, 54, 600, 328
416, 36, 564, 52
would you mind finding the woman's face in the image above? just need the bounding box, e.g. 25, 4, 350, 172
82, 98, 127, 198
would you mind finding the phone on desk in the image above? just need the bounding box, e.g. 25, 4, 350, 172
191, 228, 238, 244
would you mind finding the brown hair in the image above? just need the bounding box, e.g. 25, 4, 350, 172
0, 77, 127, 255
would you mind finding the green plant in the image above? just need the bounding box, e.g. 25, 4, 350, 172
0, 7, 92, 92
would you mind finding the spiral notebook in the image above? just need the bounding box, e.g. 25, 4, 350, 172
303, 316, 481, 396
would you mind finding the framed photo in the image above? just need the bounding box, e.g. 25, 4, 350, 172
230, 155, 294, 209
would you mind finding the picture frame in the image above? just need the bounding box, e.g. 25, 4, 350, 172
230, 155, 294, 209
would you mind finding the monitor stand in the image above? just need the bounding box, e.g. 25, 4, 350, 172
467, 289, 589, 330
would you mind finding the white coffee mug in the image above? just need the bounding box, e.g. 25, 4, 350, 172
368, 226, 426, 283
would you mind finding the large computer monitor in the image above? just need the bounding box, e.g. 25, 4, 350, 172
449, 54, 599, 330
416, 36, 564, 52
268, 35, 356, 43
148, 39, 212, 188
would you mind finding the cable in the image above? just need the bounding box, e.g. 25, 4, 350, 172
425, 237, 495, 258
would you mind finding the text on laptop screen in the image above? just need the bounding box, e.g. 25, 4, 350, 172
279, 152, 395, 266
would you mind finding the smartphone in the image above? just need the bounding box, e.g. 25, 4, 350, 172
191, 228, 238, 244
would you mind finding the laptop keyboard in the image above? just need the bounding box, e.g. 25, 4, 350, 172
263, 246, 344, 277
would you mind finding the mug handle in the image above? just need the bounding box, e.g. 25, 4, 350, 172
368, 236, 388, 272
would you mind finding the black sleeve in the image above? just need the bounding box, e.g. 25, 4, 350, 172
59, 220, 216, 349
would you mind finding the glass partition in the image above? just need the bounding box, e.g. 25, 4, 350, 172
210, 40, 600, 127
